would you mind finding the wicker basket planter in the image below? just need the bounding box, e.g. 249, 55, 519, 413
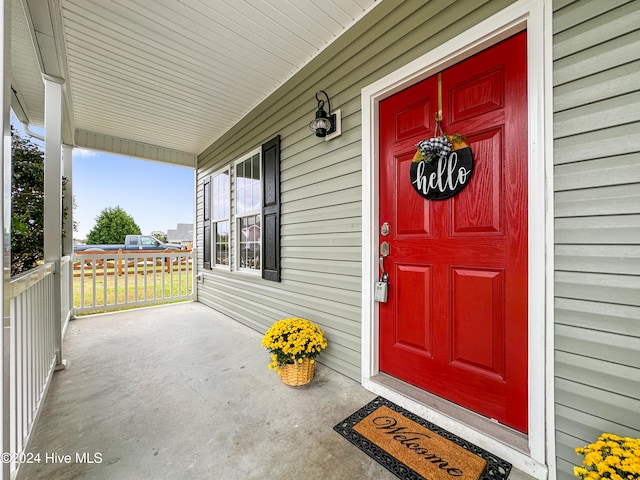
262, 317, 327, 387
279, 358, 315, 386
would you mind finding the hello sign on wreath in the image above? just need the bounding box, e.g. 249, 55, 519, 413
410, 131, 474, 200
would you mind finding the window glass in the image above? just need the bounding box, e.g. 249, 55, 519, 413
212, 172, 230, 220
238, 215, 260, 270
236, 153, 260, 215
211, 170, 230, 267
214, 221, 230, 266
235, 151, 261, 273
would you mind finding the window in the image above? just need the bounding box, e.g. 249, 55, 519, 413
235, 151, 261, 272
141, 236, 159, 247
202, 135, 280, 280
211, 169, 230, 266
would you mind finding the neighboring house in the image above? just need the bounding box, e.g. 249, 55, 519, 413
166, 223, 193, 247
4, 2, 639, 480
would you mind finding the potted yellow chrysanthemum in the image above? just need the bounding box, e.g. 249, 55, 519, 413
261, 317, 328, 386
574, 433, 640, 480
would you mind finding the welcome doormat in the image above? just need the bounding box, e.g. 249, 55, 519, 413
333, 397, 512, 480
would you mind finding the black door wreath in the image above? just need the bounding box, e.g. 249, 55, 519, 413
410, 133, 474, 200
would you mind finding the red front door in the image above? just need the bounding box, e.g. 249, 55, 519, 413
378, 32, 528, 433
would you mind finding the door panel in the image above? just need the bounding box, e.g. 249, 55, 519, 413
450, 267, 505, 380
450, 66, 504, 122
396, 151, 432, 237
452, 128, 504, 235
395, 101, 434, 143
378, 32, 528, 432
395, 263, 433, 356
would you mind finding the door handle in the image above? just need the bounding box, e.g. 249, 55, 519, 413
380, 241, 390, 257
376, 244, 390, 302
379, 241, 390, 284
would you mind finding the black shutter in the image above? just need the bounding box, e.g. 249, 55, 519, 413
203, 176, 211, 269
262, 135, 281, 282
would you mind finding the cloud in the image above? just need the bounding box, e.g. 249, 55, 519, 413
73, 148, 98, 158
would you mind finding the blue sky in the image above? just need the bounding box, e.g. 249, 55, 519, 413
11, 113, 194, 240
72, 149, 194, 239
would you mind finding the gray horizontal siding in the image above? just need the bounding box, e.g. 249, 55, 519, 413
555, 406, 637, 448
555, 245, 640, 275
556, 215, 640, 244
555, 325, 640, 369
553, 1, 640, 479
282, 201, 361, 222
553, 60, 640, 112
555, 378, 639, 434
283, 268, 361, 292
553, 28, 640, 87
555, 183, 640, 217
556, 351, 640, 399
555, 271, 640, 306
555, 298, 639, 336
554, 92, 640, 138
554, 123, 640, 164
194, 0, 514, 382
282, 258, 361, 278
555, 153, 640, 190
553, 1, 640, 60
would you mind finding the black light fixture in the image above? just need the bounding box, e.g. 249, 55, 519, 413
309, 90, 336, 138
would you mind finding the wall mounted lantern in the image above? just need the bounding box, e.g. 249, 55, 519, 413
309, 90, 337, 138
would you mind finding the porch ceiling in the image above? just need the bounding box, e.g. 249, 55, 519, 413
11, 0, 377, 165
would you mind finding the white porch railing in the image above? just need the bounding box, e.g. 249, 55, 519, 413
4, 251, 192, 478
8, 262, 62, 479
60, 255, 72, 335
73, 250, 193, 314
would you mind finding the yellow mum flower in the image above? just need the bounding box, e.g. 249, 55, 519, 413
575, 434, 640, 480
262, 317, 328, 374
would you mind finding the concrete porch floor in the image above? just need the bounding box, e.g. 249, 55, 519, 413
18, 302, 536, 480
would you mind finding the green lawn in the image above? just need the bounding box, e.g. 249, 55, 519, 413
73, 267, 193, 314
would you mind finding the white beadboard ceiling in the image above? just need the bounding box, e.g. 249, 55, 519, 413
12, 0, 377, 163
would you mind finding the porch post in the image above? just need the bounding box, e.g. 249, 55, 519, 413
1, 0, 11, 477
43, 74, 66, 369
192, 168, 198, 300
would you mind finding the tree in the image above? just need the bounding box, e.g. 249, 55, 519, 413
10, 127, 77, 275
86, 206, 141, 244
151, 231, 167, 242
11, 127, 44, 274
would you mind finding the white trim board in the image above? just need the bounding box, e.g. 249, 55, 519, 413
360, 1, 553, 478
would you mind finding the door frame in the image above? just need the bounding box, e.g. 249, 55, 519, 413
360, 1, 554, 479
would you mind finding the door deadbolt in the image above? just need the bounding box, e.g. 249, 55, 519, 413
381, 222, 390, 236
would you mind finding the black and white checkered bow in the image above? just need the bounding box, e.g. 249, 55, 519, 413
416, 135, 452, 163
